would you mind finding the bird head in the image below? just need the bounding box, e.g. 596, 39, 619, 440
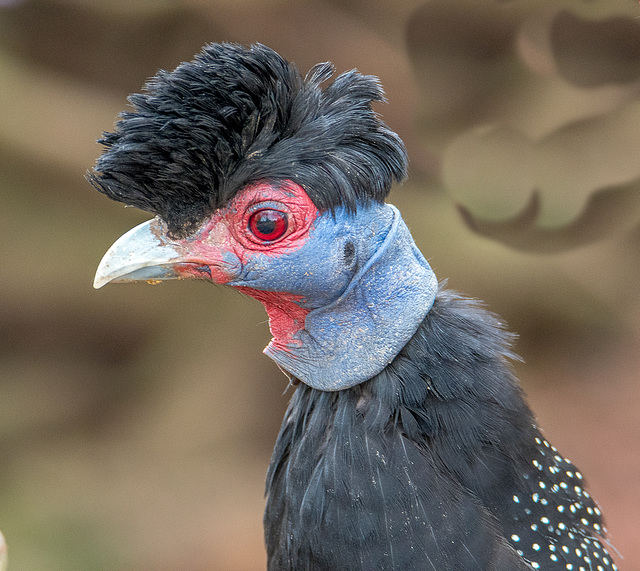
91, 43, 437, 390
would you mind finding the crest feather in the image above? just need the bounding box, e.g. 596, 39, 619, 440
89, 43, 407, 237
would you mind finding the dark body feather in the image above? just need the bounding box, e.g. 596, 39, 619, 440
265, 290, 612, 570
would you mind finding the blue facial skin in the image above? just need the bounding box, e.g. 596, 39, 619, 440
228, 202, 439, 391
227, 202, 396, 310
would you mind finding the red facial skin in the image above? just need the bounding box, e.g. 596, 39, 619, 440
172, 181, 319, 349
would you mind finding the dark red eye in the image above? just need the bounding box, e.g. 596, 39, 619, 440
248, 209, 288, 242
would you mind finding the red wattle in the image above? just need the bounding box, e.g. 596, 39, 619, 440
235, 286, 309, 351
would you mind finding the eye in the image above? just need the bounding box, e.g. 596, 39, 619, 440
248, 208, 288, 242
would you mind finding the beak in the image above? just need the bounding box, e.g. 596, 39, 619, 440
94, 218, 200, 289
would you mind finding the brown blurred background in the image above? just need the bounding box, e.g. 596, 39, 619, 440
1, 0, 639, 569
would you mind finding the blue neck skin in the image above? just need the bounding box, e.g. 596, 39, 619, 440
259, 203, 438, 391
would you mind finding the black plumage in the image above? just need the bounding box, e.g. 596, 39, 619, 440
265, 291, 614, 570
90, 43, 617, 570
89, 42, 406, 238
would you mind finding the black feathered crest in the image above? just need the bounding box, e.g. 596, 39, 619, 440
88, 43, 408, 237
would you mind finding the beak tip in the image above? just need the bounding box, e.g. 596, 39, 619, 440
93, 257, 114, 289
92, 218, 179, 291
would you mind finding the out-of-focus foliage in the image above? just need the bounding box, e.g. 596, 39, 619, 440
0, 0, 638, 570
407, 0, 640, 249
0, 531, 6, 571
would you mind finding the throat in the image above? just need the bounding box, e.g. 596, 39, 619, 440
234, 287, 309, 351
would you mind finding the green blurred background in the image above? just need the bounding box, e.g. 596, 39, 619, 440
1, 0, 639, 569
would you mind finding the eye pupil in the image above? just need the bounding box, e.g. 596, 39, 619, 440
254, 214, 277, 236
248, 209, 288, 241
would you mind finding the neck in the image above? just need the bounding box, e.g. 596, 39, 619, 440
264, 205, 438, 390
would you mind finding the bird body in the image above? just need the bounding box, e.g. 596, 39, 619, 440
91, 43, 618, 570
265, 291, 613, 570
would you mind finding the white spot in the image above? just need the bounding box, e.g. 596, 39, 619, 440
541, 517, 550, 524
539, 481, 547, 489
513, 495, 520, 503
533, 543, 541, 551
557, 505, 565, 512
511, 534, 520, 542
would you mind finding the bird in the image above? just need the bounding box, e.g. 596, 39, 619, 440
90, 43, 618, 571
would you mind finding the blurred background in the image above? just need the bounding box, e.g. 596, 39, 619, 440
1, 0, 639, 569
